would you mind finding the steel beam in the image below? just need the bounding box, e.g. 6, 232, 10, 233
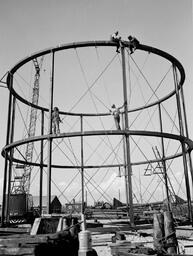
47, 51, 55, 214
1, 73, 13, 227
121, 45, 134, 226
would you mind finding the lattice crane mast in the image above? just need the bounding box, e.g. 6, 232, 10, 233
12, 57, 44, 194
153, 146, 176, 202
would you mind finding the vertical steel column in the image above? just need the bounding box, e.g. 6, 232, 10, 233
1, 73, 13, 227
139, 171, 142, 204
120, 46, 134, 226
40, 110, 44, 215
180, 85, 189, 138
47, 51, 55, 214
180, 85, 193, 202
80, 115, 86, 230
173, 65, 192, 221
158, 103, 170, 211
6, 96, 16, 222
121, 113, 129, 216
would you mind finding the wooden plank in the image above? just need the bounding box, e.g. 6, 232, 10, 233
0, 229, 79, 255
30, 218, 41, 235
0, 247, 35, 255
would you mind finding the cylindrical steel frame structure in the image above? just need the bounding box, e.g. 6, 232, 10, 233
1, 40, 193, 226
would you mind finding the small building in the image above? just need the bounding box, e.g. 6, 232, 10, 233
65, 199, 85, 214
32, 195, 62, 214
9, 193, 33, 216
113, 198, 124, 209
163, 195, 186, 205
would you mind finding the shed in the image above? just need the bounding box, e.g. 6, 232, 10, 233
32, 195, 62, 214
113, 197, 124, 209
163, 195, 186, 205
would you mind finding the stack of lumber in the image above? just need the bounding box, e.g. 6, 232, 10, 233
110, 241, 156, 256
0, 229, 79, 256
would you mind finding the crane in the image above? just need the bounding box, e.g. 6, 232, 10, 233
11, 57, 44, 194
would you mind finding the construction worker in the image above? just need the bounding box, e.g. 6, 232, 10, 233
111, 31, 122, 53
52, 107, 62, 134
110, 103, 125, 130
128, 35, 140, 54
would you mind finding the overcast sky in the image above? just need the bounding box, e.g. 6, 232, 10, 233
0, 0, 192, 204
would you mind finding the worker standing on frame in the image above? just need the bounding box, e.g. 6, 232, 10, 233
110, 103, 125, 130
52, 107, 62, 135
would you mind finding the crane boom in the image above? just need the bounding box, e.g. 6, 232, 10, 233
12, 57, 43, 194
22, 57, 43, 193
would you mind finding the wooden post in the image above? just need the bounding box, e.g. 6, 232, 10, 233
164, 211, 178, 254
153, 213, 164, 252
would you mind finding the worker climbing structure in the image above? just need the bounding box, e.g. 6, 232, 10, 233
1, 37, 193, 227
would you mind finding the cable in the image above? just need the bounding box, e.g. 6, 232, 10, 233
130, 107, 160, 155
90, 141, 123, 196
69, 50, 117, 112
83, 118, 123, 164
95, 46, 112, 107
127, 51, 159, 135
55, 136, 116, 202
75, 48, 123, 165
0, 71, 8, 87
129, 54, 179, 132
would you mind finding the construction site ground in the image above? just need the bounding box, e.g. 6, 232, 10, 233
0, 220, 192, 255
89, 220, 193, 256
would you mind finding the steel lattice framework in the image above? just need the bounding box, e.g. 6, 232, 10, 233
1, 40, 193, 226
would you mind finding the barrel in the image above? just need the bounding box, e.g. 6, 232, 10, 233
78, 230, 92, 252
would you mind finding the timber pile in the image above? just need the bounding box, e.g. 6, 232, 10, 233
109, 211, 193, 256
89, 209, 127, 219
110, 241, 156, 256
0, 229, 79, 256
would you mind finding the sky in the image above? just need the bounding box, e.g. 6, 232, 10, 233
0, 0, 193, 205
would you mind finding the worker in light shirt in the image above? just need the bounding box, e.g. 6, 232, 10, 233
110, 103, 125, 130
